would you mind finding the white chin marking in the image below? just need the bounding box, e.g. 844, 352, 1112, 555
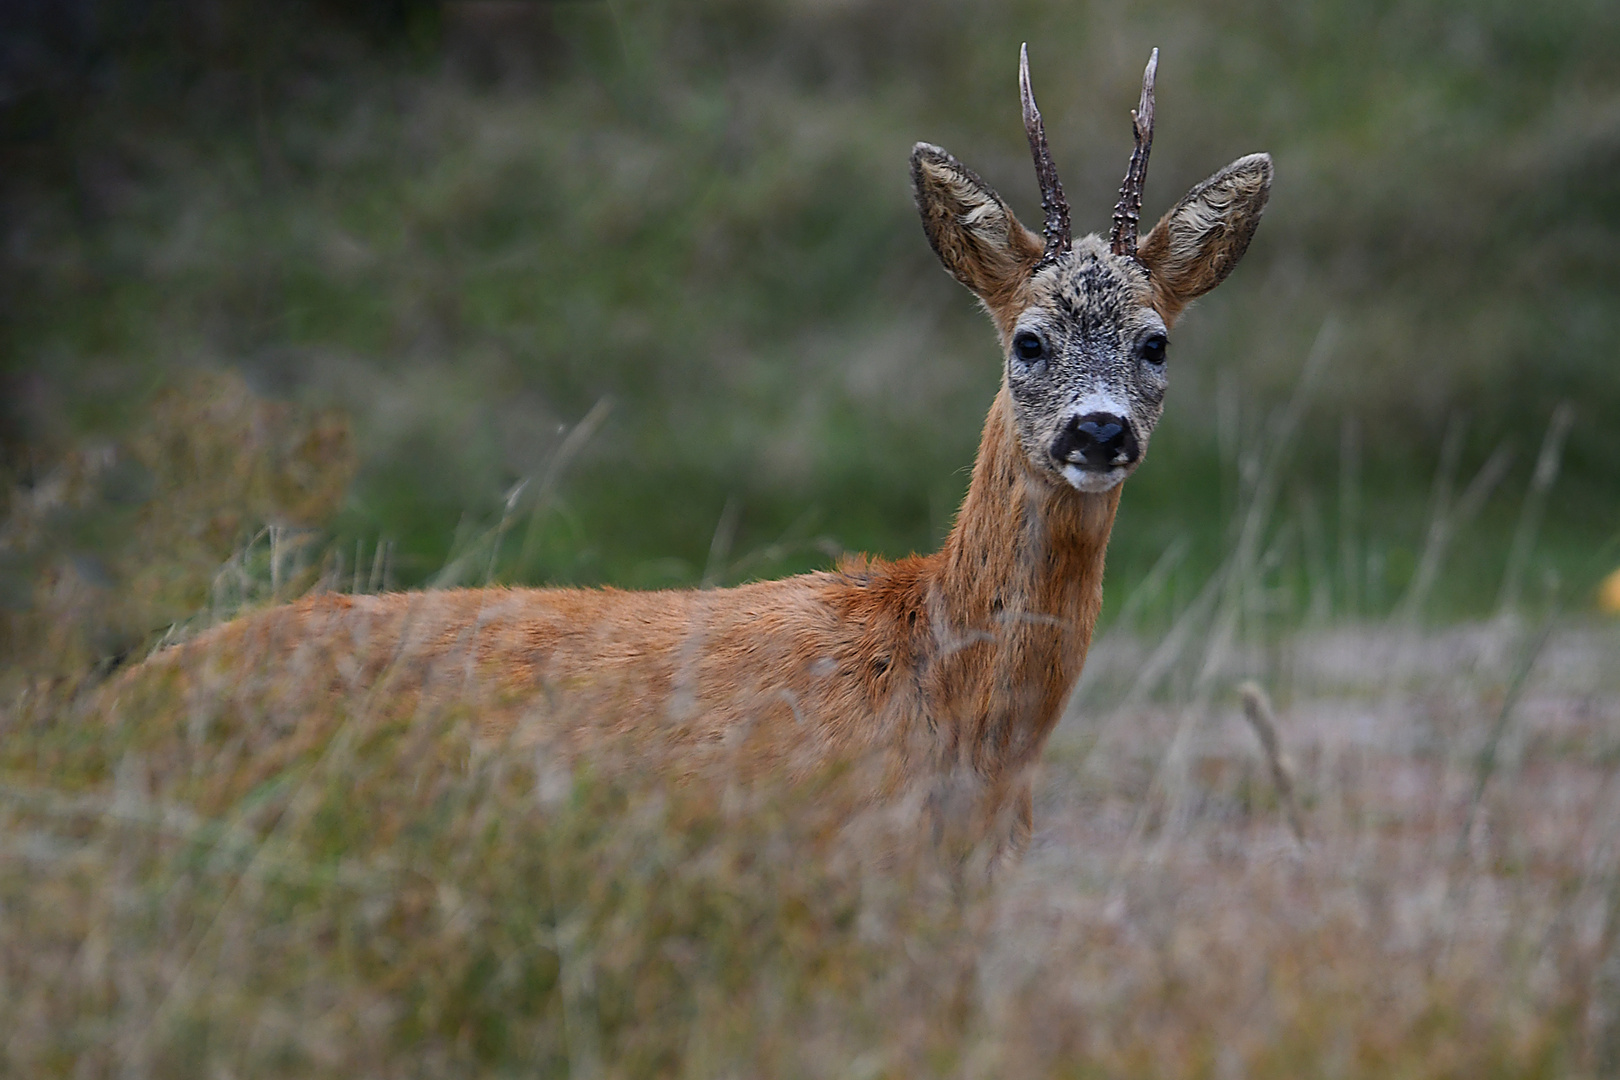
1062, 464, 1127, 493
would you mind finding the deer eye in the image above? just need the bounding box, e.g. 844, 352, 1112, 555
1012, 331, 1045, 364
1139, 333, 1168, 365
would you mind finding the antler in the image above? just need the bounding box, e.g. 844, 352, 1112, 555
1109, 48, 1158, 259
1020, 43, 1070, 270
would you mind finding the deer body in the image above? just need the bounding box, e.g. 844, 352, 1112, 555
127, 49, 1270, 856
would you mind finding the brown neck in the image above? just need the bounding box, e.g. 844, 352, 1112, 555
927, 386, 1120, 777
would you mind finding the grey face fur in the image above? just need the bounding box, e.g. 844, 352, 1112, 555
910, 141, 1272, 496
1004, 236, 1168, 493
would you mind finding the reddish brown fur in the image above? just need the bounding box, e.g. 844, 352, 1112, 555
142, 387, 1118, 856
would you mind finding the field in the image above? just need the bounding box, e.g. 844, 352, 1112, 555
3, 1, 1620, 1076
4, 583, 1619, 1076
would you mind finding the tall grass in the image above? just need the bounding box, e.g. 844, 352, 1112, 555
3, 351, 1619, 1076
5, 599, 1618, 1077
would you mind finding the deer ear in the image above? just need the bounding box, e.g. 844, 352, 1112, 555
1138, 152, 1272, 322
912, 143, 1043, 310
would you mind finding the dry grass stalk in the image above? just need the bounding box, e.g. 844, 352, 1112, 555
1498, 401, 1575, 612
1236, 680, 1306, 845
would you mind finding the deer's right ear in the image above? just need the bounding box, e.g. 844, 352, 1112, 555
1137, 153, 1272, 323
912, 143, 1043, 308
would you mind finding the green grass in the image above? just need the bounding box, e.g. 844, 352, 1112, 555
4, 0, 1618, 623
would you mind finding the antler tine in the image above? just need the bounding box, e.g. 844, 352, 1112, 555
1020, 43, 1070, 269
1109, 47, 1158, 259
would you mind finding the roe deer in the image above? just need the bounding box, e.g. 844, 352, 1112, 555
123, 47, 1270, 859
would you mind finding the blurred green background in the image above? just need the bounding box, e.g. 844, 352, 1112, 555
3, 0, 1618, 666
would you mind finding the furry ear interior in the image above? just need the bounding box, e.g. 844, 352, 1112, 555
911, 143, 1043, 312
1137, 152, 1272, 322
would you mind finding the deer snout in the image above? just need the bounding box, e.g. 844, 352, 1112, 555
1051, 412, 1140, 470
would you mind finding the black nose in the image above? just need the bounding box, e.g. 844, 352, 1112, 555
1051, 412, 1139, 469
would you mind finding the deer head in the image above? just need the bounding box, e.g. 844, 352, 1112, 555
912, 46, 1271, 494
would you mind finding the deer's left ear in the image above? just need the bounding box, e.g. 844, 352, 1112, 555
1137, 153, 1272, 323
911, 142, 1044, 314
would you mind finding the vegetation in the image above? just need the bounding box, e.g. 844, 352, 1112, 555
2, 2, 1619, 1076
4, 518, 1618, 1076
5, 0, 1618, 628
